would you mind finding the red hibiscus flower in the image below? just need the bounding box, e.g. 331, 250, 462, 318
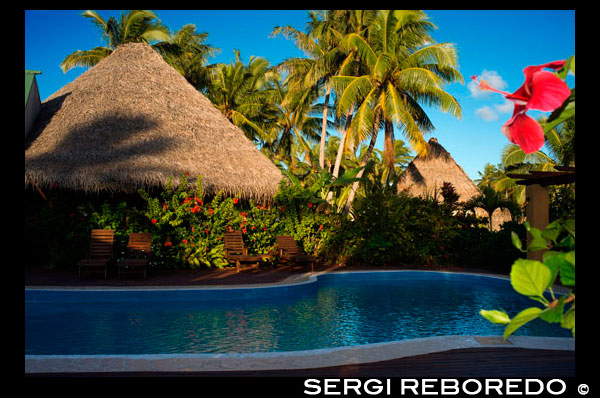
151, 219, 157, 224
182, 239, 188, 244
308, 203, 313, 208
233, 198, 239, 205
471, 60, 570, 154
164, 241, 172, 247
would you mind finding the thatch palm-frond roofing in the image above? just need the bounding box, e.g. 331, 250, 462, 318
397, 137, 480, 201
24, 42, 282, 201
397, 137, 512, 230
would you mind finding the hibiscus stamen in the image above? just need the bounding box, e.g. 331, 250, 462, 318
471, 76, 528, 101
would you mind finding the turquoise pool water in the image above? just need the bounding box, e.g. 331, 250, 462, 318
25, 271, 572, 355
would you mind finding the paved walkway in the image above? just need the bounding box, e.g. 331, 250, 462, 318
25, 264, 500, 287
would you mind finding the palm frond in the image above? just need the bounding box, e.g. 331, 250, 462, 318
60, 47, 113, 72
333, 75, 373, 116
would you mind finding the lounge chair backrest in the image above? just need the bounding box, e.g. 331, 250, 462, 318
88, 229, 114, 259
127, 232, 152, 258
224, 231, 245, 255
276, 235, 301, 255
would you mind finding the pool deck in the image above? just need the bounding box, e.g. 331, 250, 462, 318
25, 265, 576, 377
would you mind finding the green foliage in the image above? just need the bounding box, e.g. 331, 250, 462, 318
138, 174, 240, 269
480, 219, 575, 338
60, 10, 170, 72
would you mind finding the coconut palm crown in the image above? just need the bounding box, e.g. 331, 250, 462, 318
60, 10, 170, 72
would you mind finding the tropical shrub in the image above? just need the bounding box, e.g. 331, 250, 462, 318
273, 173, 336, 256
138, 174, 241, 269
480, 219, 575, 338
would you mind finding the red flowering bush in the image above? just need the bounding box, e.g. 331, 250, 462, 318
138, 174, 241, 268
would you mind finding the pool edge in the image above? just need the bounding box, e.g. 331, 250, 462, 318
25, 335, 574, 373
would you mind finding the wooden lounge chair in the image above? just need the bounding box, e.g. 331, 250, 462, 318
119, 232, 152, 279
224, 230, 271, 272
77, 229, 115, 279
275, 235, 316, 272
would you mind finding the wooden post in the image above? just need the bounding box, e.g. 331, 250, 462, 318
525, 184, 549, 261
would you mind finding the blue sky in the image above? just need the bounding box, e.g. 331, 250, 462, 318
25, 10, 575, 180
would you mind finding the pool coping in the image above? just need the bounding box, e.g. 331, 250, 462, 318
25, 270, 574, 373
25, 335, 574, 373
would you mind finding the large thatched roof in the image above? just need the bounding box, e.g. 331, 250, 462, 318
397, 138, 479, 201
25, 42, 282, 201
397, 137, 511, 230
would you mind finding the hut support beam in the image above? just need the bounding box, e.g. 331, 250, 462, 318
525, 184, 549, 261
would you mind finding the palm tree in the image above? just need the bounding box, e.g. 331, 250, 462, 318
205, 50, 277, 144
333, 10, 462, 212
153, 24, 220, 91
463, 186, 521, 231
273, 10, 370, 172
60, 10, 170, 72
264, 71, 324, 169
475, 163, 505, 189
327, 10, 377, 179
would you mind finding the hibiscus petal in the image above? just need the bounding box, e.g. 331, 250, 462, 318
516, 60, 567, 101
502, 112, 545, 154
522, 60, 566, 86
526, 70, 571, 112
501, 104, 526, 141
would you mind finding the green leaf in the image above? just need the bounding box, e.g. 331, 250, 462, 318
504, 307, 543, 339
541, 251, 564, 287
564, 251, 575, 266
539, 296, 565, 323
510, 259, 552, 299
556, 234, 575, 250
542, 220, 562, 244
562, 219, 575, 237
511, 231, 525, 252
561, 306, 575, 336
542, 89, 574, 134
556, 55, 575, 79
526, 225, 549, 252
480, 309, 511, 324
559, 256, 575, 286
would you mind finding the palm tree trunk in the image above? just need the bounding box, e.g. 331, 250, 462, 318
332, 110, 353, 179
383, 119, 395, 174
326, 109, 354, 204
344, 111, 381, 215
319, 83, 331, 170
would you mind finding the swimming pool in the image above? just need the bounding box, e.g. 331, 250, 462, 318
25, 271, 572, 356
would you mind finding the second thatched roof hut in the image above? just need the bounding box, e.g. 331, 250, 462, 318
397, 137, 512, 230
24, 42, 282, 202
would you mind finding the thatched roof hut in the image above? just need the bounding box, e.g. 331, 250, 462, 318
24, 42, 282, 201
397, 137, 511, 230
